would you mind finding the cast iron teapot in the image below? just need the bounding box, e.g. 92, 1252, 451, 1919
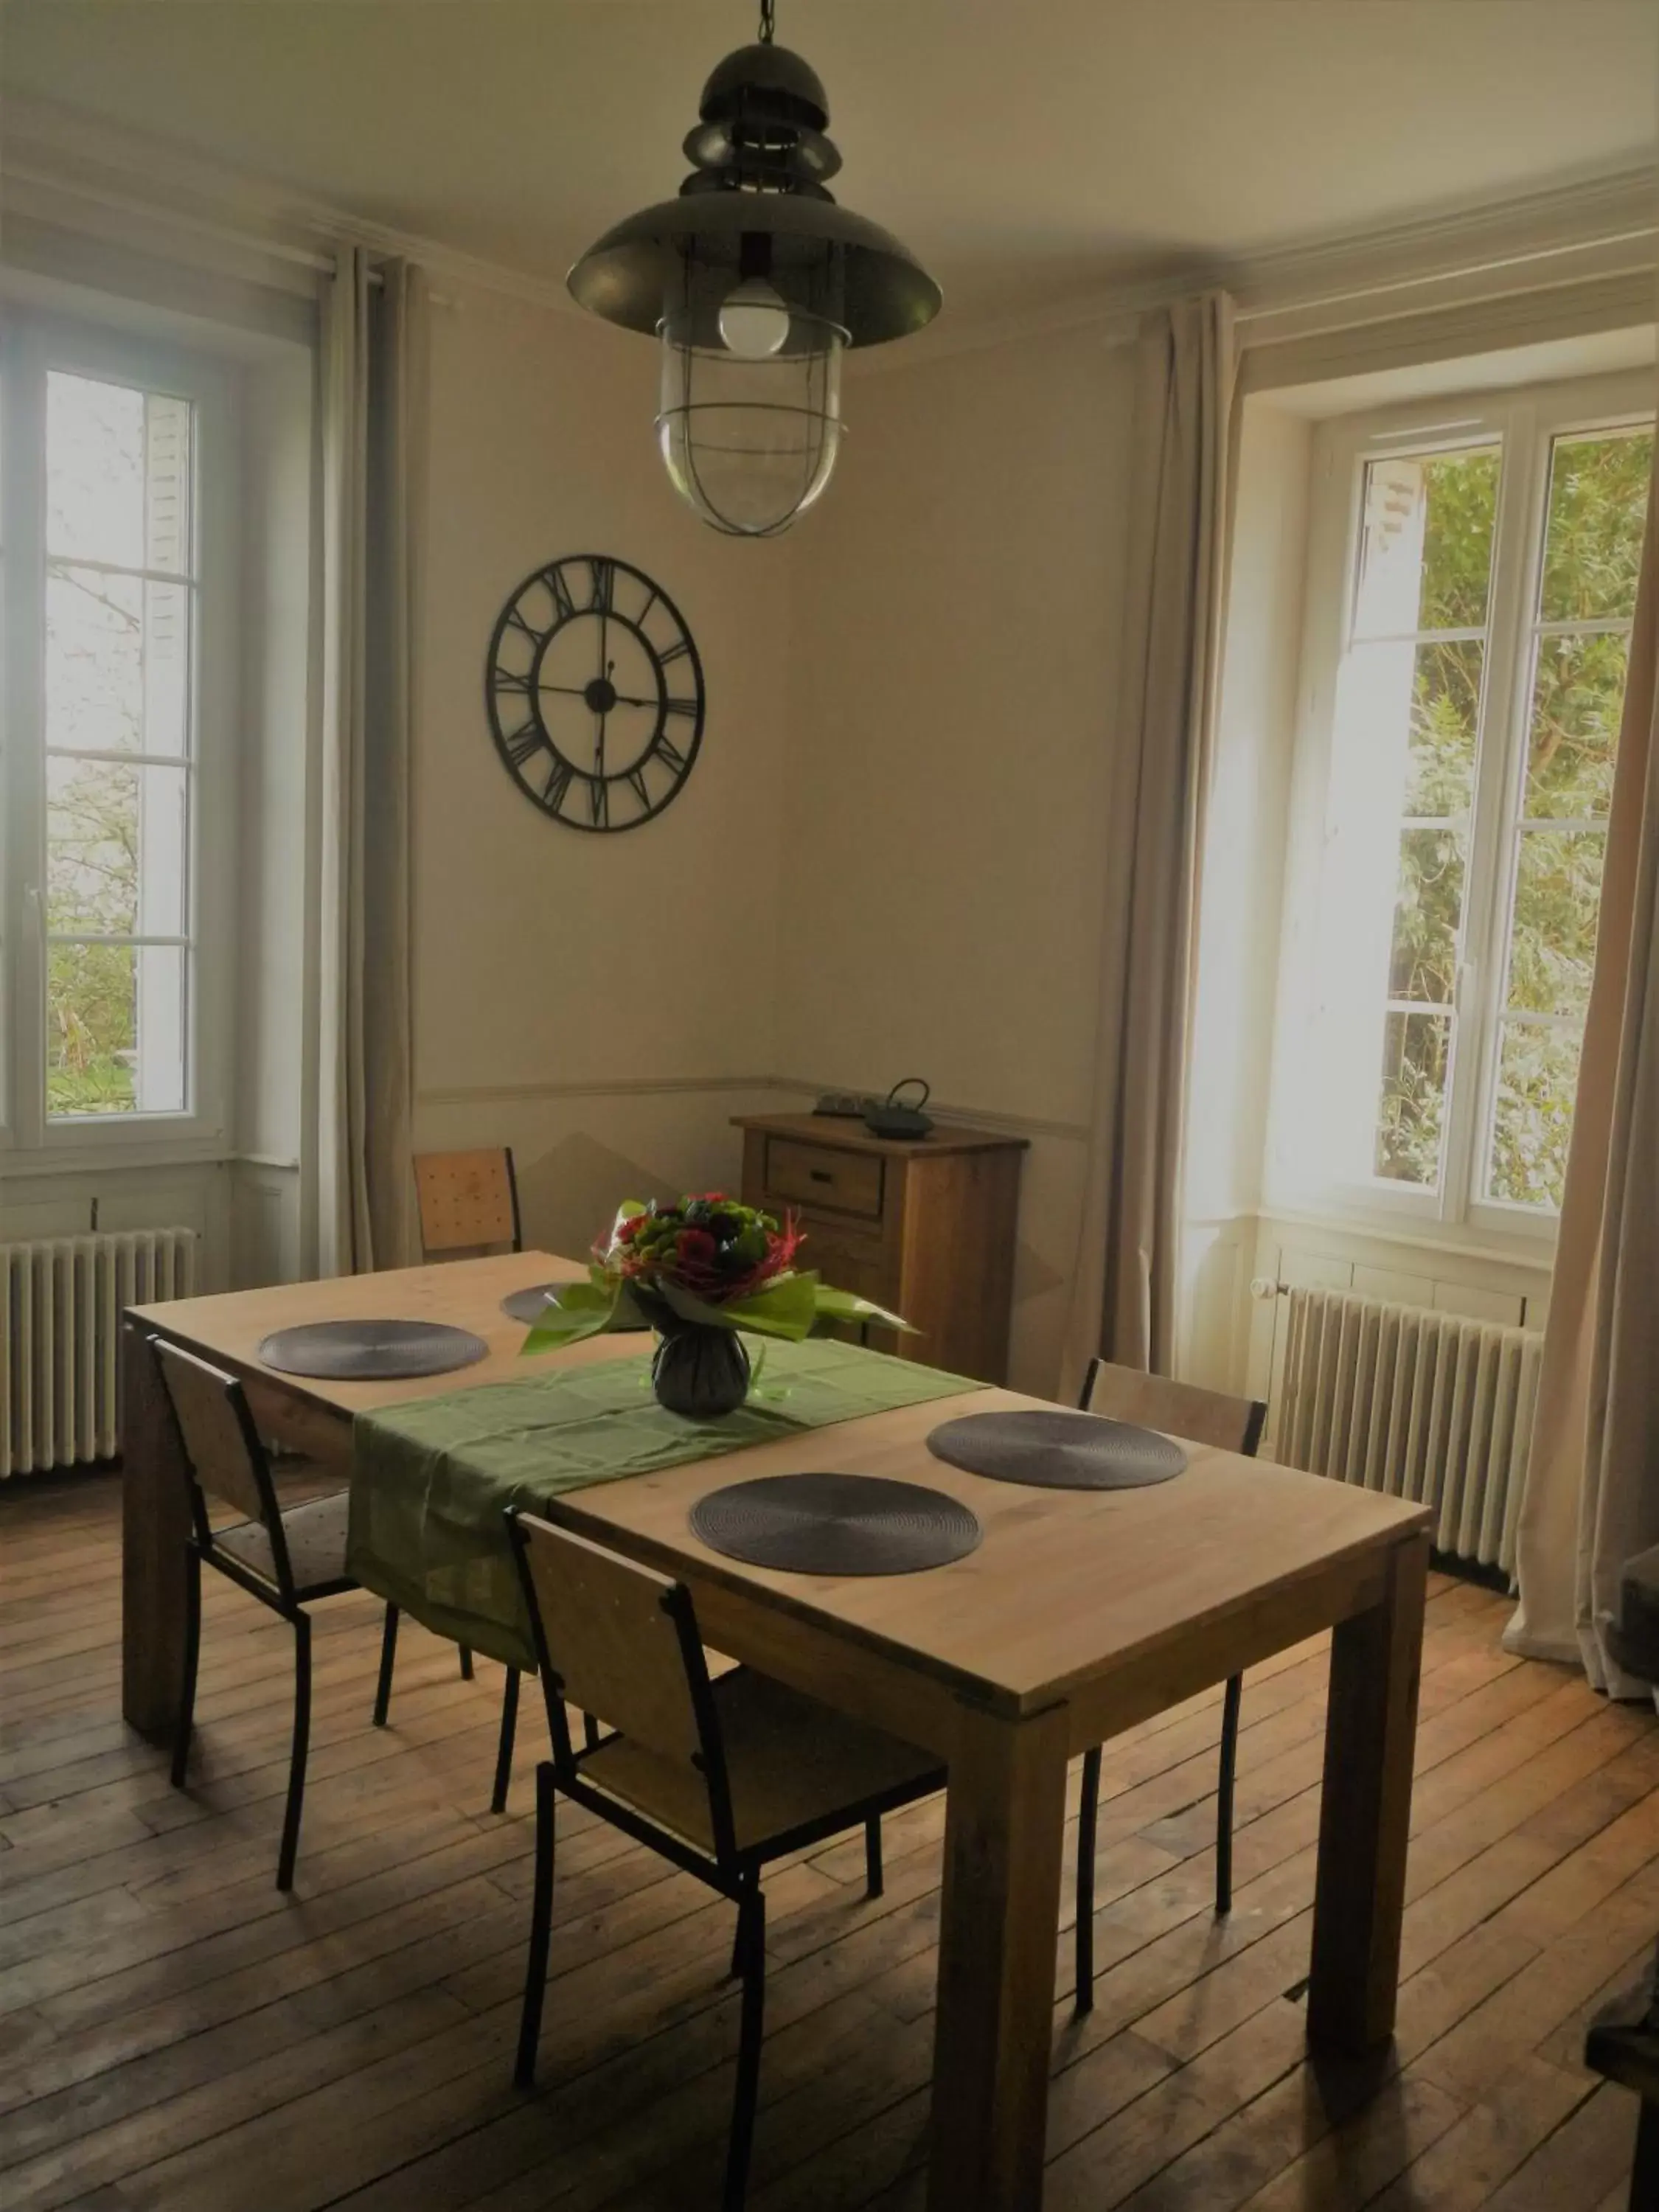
862, 1078, 935, 1141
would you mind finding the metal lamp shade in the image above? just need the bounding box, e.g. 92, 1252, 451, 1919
569, 192, 941, 350
658, 304, 844, 538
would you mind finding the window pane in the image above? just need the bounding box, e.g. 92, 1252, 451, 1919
1505, 827, 1605, 1018
46, 942, 187, 1118
47, 757, 136, 935
1538, 430, 1654, 624
46, 566, 192, 758
1354, 445, 1499, 639
47, 373, 194, 573
1487, 1020, 1582, 1209
1405, 639, 1482, 816
46, 759, 188, 940
1374, 1009, 1450, 1188
1388, 827, 1464, 1003
1524, 630, 1628, 820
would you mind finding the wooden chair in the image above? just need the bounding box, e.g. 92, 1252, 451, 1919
1073, 1355, 1267, 2014
413, 1147, 522, 1259
507, 1508, 945, 2211
1585, 1941, 1659, 2211
154, 1337, 520, 1887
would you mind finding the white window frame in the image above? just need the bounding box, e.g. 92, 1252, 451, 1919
0, 310, 239, 1166
1265, 366, 1654, 1253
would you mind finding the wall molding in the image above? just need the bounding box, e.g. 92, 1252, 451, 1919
849, 162, 1659, 377
417, 1069, 1091, 1145
416, 1073, 781, 1108
6, 91, 1654, 371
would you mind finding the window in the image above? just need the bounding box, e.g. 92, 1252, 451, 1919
1271, 373, 1652, 1233
1, 316, 234, 1153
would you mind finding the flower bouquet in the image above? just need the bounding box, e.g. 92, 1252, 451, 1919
522, 1194, 908, 1418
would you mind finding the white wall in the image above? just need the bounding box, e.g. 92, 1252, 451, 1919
408, 282, 797, 1252
403, 303, 1150, 1397
776, 329, 1139, 1394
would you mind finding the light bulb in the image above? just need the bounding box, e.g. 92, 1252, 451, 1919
717, 278, 791, 359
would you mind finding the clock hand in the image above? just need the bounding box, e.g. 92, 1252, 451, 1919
538, 682, 655, 708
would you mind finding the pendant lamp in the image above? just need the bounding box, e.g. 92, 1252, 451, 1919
568, 0, 942, 536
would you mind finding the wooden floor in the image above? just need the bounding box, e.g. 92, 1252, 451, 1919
1, 1472, 1653, 2212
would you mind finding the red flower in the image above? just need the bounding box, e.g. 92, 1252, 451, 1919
676, 1228, 718, 1266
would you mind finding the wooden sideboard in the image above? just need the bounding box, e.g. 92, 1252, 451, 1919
733, 1113, 1027, 1385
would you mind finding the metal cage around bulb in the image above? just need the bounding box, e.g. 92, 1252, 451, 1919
658, 301, 845, 538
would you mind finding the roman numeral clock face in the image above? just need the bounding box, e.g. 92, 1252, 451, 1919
485, 556, 706, 832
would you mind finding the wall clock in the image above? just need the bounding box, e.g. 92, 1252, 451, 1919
484, 554, 706, 832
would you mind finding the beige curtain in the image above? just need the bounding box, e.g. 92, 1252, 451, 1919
1505, 439, 1659, 1696
315, 248, 423, 1276
1062, 291, 1237, 1384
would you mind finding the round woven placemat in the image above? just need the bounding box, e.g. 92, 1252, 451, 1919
925, 1408, 1186, 1490
256, 1319, 490, 1381
689, 1472, 982, 1576
500, 1283, 649, 1331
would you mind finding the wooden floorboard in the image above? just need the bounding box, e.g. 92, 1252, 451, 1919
1, 1470, 1651, 2211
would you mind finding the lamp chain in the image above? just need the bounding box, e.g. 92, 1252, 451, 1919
758, 0, 776, 43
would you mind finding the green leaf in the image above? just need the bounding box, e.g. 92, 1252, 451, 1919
653, 1276, 742, 1329
643, 1270, 914, 1343
813, 1284, 917, 1334
720, 1270, 821, 1340
521, 1277, 619, 1354
654, 1270, 820, 1340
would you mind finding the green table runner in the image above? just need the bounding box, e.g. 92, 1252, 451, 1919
346, 1335, 986, 1671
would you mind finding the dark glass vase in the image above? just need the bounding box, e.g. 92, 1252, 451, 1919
650, 1320, 751, 1420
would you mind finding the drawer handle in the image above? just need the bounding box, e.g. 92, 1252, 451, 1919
809, 1169, 833, 1184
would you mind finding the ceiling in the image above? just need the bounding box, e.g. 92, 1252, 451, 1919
4, 0, 1656, 324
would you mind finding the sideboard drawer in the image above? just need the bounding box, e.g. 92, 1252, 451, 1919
737, 1112, 1027, 1385
796, 1215, 889, 1301
764, 1138, 885, 1221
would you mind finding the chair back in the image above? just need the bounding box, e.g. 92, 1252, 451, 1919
507, 1509, 734, 1854
413, 1148, 521, 1257
1079, 1357, 1266, 1458
153, 1337, 295, 1597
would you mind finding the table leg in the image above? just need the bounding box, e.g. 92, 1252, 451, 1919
121, 1319, 191, 1739
1307, 1528, 1430, 2052
929, 1697, 1069, 2211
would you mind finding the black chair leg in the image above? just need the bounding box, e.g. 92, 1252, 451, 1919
1074, 1745, 1101, 2015
725, 1885, 767, 2212
582, 1710, 600, 1753
491, 1669, 521, 1815
1632, 2098, 1659, 2212
1216, 1672, 1242, 1918
170, 1548, 202, 1790
459, 1646, 475, 1681
276, 1612, 312, 1893
515, 1764, 557, 2088
372, 1604, 399, 1728
864, 1815, 883, 1899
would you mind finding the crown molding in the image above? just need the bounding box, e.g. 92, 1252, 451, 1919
1, 93, 587, 319
852, 161, 1658, 375
5, 91, 1654, 364
1234, 161, 1658, 313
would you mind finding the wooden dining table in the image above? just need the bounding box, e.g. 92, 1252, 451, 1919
122, 1250, 1432, 2212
